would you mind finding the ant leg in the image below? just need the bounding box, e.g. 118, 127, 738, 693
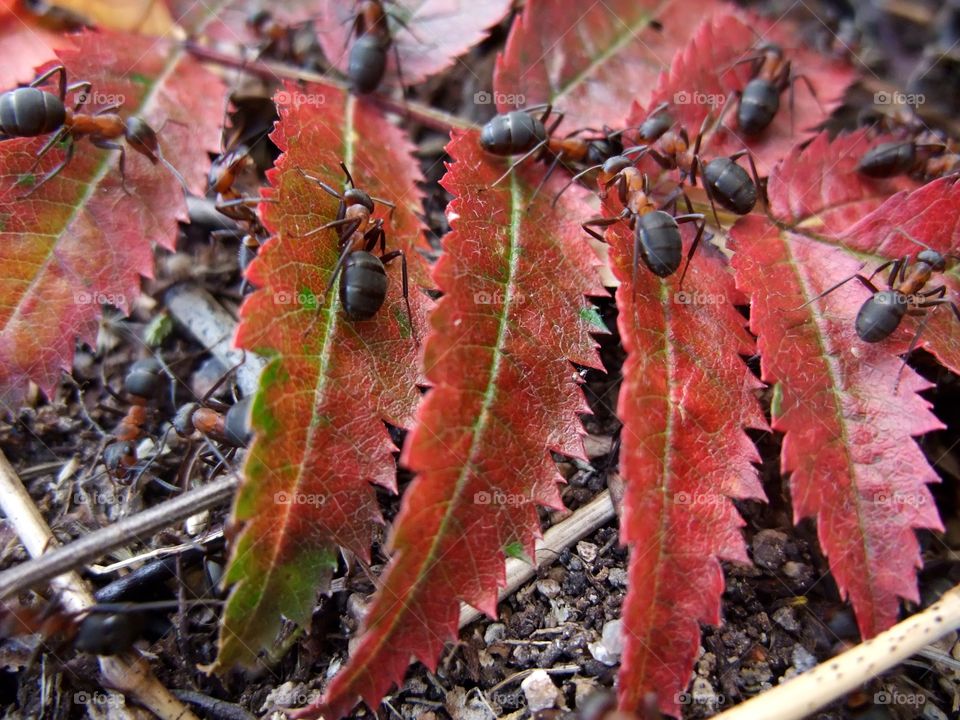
700, 170, 724, 229
300, 215, 362, 241
729, 148, 766, 212
93, 103, 124, 116
66, 81, 93, 110
489, 139, 549, 187
362, 221, 386, 253
796, 272, 879, 309
582, 216, 619, 242
544, 109, 566, 137
674, 214, 706, 288
29, 127, 68, 170
792, 72, 825, 114
864, 257, 901, 287
20, 139, 75, 198
392, 41, 407, 91
380, 249, 417, 345
297, 168, 345, 201
29, 64, 67, 99
92, 139, 132, 194
526, 153, 563, 209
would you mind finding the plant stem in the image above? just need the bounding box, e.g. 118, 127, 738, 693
184, 42, 473, 135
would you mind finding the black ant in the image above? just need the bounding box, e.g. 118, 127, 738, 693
1, 598, 219, 657
802, 229, 960, 382
479, 104, 644, 202
346, 1, 417, 94
0, 65, 184, 197
174, 395, 252, 450
857, 134, 959, 180
622, 110, 763, 226
579, 155, 706, 290
102, 358, 166, 480
727, 42, 821, 135
295, 163, 416, 339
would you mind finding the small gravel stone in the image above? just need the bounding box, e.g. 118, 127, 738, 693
791, 645, 817, 672
484, 623, 506, 644
588, 620, 624, 666
537, 578, 561, 599
577, 541, 598, 564
521, 669, 561, 712
772, 606, 800, 632
751, 529, 789, 570
607, 568, 628, 588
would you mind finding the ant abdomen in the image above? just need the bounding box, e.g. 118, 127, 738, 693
479, 111, 546, 155
340, 251, 388, 320
636, 211, 683, 278
738, 78, 780, 135
0, 87, 65, 137
855, 290, 907, 342
703, 158, 758, 215
349, 34, 389, 94
74, 611, 145, 656
123, 358, 163, 399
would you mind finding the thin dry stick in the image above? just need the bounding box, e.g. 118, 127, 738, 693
0, 450, 199, 720
0, 473, 239, 601
711, 584, 960, 720
183, 42, 474, 135
458, 490, 616, 628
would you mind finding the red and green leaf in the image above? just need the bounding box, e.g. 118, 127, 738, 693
602, 197, 766, 716
493, 0, 722, 132
0, 31, 223, 405
297, 129, 604, 718
628, 11, 856, 174
212, 83, 433, 668
729, 132, 949, 639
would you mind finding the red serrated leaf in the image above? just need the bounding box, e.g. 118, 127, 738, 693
729, 132, 948, 639
0, 30, 223, 405
602, 197, 766, 716
211, 82, 433, 668
295, 129, 604, 719
493, 0, 724, 132
628, 11, 855, 174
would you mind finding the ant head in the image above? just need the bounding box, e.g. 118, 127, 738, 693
917, 249, 946, 270
344, 188, 375, 213
125, 117, 159, 163
103, 441, 137, 477
757, 42, 783, 57
208, 145, 251, 190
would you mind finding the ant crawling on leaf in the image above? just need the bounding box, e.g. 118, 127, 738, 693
618, 108, 764, 227
295, 162, 416, 341
479, 104, 644, 203
801, 227, 960, 384
726, 41, 822, 135
346, 1, 420, 94
0, 65, 186, 197
578, 155, 706, 290
857, 133, 960, 180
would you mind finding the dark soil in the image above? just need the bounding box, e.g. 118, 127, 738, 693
2, 1, 960, 719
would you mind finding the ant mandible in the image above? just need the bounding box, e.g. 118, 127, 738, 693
579, 155, 706, 290
0, 65, 184, 196
296, 162, 416, 339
